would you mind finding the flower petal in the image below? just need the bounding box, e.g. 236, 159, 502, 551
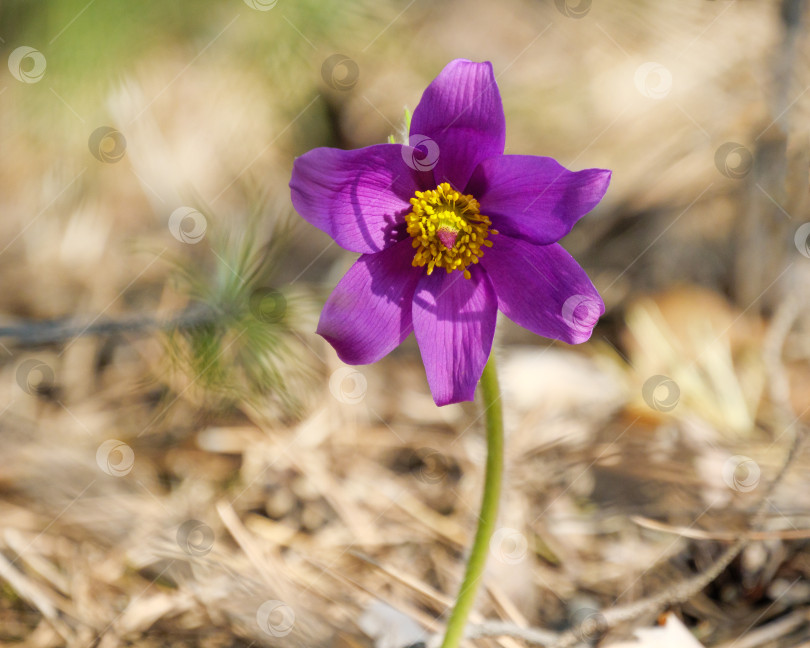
290, 144, 430, 253
317, 238, 421, 364
467, 155, 611, 245
412, 268, 497, 406
482, 236, 604, 344
410, 59, 506, 191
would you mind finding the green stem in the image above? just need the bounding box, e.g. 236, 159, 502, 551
440, 353, 504, 648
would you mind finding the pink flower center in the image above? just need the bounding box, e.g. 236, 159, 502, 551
436, 226, 459, 249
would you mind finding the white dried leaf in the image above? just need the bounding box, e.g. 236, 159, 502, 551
359, 600, 425, 648
606, 614, 705, 648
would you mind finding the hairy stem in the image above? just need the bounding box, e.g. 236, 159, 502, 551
440, 353, 504, 648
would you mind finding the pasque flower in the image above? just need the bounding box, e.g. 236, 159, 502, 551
291, 59, 610, 406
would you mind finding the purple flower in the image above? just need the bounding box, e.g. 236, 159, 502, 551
290, 59, 610, 406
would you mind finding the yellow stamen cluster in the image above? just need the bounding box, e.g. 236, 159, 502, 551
405, 182, 496, 280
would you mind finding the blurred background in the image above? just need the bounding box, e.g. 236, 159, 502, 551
1, 0, 810, 646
